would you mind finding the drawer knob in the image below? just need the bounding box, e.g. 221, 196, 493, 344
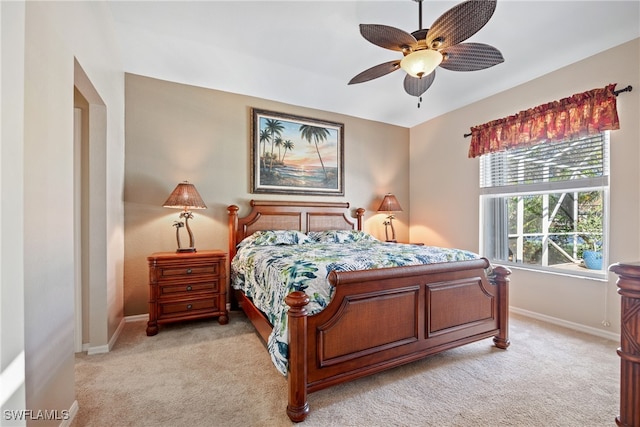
186, 304, 193, 310
186, 268, 192, 274
186, 285, 193, 291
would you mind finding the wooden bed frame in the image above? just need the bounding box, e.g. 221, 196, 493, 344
228, 200, 511, 422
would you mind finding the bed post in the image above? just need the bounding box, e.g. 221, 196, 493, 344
285, 291, 310, 423
227, 205, 239, 260
355, 208, 365, 231
227, 205, 239, 310
491, 265, 511, 349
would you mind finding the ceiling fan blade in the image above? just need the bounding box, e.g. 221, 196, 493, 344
359, 24, 418, 52
426, 0, 497, 50
439, 43, 504, 71
403, 71, 436, 97
348, 60, 402, 85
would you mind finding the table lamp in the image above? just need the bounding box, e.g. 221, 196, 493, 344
377, 193, 402, 242
163, 181, 207, 252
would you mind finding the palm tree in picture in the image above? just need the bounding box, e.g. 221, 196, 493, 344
259, 128, 271, 168
299, 125, 330, 179
271, 136, 284, 169
264, 119, 284, 169
281, 139, 294, 163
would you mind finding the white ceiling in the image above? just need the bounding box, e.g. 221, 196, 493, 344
108, 1, 640, 128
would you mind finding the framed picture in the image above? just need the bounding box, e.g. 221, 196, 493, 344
251, 108, 344, 196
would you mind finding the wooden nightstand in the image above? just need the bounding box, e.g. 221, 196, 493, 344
146, 250, 227, 336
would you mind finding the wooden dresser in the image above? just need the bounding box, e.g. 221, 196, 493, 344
146, 250, 227, 336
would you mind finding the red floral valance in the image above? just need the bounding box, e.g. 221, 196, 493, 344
468, 84, 620, 158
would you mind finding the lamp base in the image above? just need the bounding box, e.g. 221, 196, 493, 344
176, 247, 196, 253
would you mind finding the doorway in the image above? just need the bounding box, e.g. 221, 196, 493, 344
73, 59, 108, 353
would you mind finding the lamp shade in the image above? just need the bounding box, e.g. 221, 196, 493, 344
163, 181, 207, 210
400, 49, 443, 78
377, 194, 402, 213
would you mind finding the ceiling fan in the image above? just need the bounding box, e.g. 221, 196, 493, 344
348, 0, 504, 103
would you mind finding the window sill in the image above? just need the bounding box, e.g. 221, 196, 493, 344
490, 260, 609, 282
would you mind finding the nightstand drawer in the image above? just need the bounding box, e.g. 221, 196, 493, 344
157, 263, 220, 281
158, 297, 220, 317
158, 280, 220, 297
147, 250, 228, 335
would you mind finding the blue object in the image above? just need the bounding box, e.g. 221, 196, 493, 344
583, 250, 603, 270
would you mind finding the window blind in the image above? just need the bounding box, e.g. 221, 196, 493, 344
480, 133, 609, 194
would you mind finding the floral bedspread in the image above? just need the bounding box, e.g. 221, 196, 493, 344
230, 230, 479, 375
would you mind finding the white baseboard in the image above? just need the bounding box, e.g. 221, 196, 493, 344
125, 313, 148, 322
59, 400, 78, 427
510, 306, 620, 342
86, 316, 128, 355
86, 344, 109, 355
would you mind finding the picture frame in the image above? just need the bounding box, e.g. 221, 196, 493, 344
251, 108, 344, 196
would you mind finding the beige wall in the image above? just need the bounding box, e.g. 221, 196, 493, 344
410, 38, 640, 337
123, 74, 410, 315
0, 1, 125, 423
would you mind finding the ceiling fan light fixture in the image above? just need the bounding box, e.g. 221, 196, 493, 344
400, 49, 443, 78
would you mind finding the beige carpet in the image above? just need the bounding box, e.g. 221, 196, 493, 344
72, 312, 619, 427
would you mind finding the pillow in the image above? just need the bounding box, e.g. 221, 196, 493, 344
237, 230, 312, 248
307, 230, 378, 244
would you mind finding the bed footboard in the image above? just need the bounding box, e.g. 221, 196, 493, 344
285, 259, 510, 422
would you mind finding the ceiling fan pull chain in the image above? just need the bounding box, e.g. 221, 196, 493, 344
417, 96, 422, 108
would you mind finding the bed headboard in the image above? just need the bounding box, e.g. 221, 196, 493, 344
227, 200, 365, 260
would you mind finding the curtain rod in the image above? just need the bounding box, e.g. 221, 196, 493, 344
463, 85, 633, 138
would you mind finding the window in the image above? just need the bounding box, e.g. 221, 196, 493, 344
480, 132, 609, 276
